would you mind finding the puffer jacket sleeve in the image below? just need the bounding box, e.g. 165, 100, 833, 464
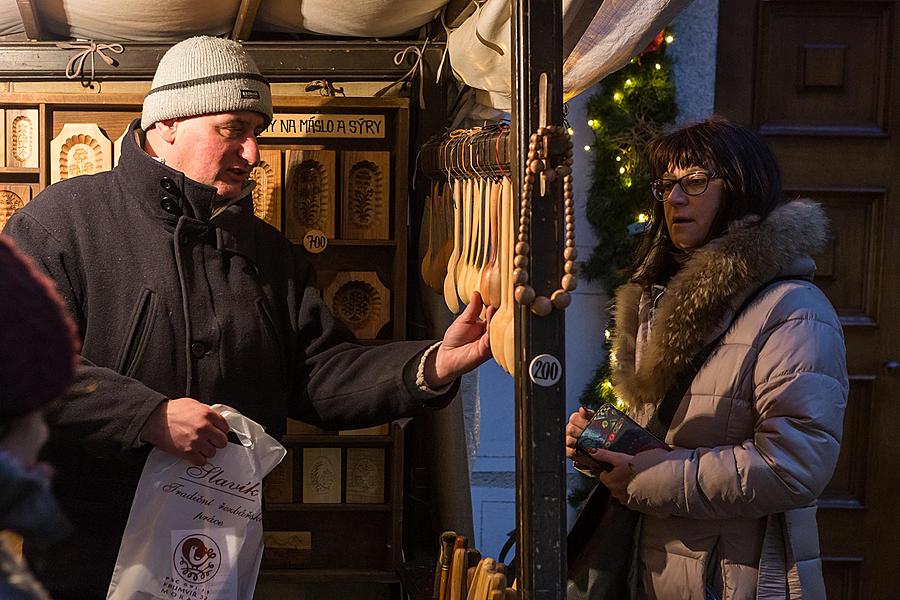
624, 286, 849, 519
3, 211, 167, 454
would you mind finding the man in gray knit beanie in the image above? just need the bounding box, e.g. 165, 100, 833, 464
141, 36, 273, 131
141, 36, 273, 202
2, 33, 492, 599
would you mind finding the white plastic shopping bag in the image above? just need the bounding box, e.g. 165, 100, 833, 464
107, 404, 287, 600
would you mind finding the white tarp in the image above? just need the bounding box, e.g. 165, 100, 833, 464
1, 0, 240, 41
0, 0, 447, 40
256, 0, 446, 38
446, 0, 694, 112
0, 0, 692, 115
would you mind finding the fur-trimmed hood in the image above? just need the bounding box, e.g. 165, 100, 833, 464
610, 199, 830, 410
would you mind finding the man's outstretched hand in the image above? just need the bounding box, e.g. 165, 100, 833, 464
423, 292, 495, 388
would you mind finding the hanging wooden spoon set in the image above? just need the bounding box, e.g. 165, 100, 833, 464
418, 125, 575, 375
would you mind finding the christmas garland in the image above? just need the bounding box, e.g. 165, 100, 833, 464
570, 30, 678, 505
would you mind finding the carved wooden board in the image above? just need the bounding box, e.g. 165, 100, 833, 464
301, 447, 341, 504
341, 150, 390, 240
0, 111, 5, 167
6, 109, 39, 169
323, 271, 390, 340
284, 149, 335, 242
250, 149, 282, 230
0, 184, 32, 231
50, 123, 112, 183
346, 447, 385, 504
263, 447, 293, 504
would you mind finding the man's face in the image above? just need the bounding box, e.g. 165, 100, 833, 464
165, 111, 265, 200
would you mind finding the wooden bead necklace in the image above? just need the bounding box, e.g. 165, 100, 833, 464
513, 124, 577, 316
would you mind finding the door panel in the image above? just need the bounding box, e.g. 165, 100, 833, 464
717, 1, 900, 597
755, 1, 891, 135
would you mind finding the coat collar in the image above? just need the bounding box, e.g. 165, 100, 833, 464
115, 119, 258, 264
611, 199, 829, 409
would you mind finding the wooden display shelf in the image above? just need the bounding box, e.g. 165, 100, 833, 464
258, 568, 399, 584
0, 167, 38, 174
280, 434, 392, 445
266, 503, 391, 512
328, 239, 397, 247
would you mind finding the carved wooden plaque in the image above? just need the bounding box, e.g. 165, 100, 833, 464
0, 184, 32, 231
301, 447, 341, 504
346, 447, 385, 504
6, 109, 39, 169
0, 111, 5, 167
263, 447, 293, 504
341, 151, 390, 240
250, 149, 282, 230
323, 271, 390, 340
284, 149, 335, 242
50, 123, 112, 184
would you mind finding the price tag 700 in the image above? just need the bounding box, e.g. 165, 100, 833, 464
303, 229, 328, 254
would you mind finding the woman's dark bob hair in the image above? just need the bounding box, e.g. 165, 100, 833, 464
631, 116, 784, 285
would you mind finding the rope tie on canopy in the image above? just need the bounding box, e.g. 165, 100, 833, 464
56, 41, 124, 88
375, 39, 429, 109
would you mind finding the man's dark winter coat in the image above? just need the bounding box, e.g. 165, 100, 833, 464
2, 121, 454, 597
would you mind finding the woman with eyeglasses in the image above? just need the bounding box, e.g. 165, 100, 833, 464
565, 117, 848, 599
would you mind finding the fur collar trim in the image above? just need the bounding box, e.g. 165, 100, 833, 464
610, 199, 829, 410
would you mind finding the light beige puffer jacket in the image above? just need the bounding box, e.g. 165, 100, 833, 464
610, 200, 848, 600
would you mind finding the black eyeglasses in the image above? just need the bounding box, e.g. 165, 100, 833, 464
650, 171, 720, 202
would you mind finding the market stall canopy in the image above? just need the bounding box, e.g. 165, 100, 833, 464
0, 0, 693, 108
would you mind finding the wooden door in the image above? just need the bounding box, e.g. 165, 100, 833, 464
716, 1, 900, 597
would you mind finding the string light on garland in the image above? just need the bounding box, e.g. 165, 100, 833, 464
665, 34, 675, 44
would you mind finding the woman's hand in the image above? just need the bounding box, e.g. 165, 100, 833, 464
565, 406, 594, 467
566, 407, 636, 503
589, 448, 635, 503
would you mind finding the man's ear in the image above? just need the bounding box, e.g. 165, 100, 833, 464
154, 119, 179, 144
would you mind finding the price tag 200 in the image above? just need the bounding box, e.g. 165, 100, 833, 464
303, 229, 328, 254
528, 354, 563, 387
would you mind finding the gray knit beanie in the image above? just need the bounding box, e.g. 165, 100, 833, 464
141, 36, 273, 130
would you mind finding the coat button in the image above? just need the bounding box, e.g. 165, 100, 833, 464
190, 342, 208, 358
160, 177, 177, 193
160, 196, 180, 215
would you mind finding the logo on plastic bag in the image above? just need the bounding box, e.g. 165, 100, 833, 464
174, 534, 221, 584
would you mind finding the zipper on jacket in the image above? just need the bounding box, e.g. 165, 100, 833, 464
115, 288, 158, 377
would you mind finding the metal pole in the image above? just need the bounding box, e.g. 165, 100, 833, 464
511, 0, 567, 598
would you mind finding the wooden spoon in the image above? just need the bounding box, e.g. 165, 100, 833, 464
501, 176, 516, 375
455, 178, 472, 306
489, 177, 509, 372
443, 179, 463, 314
466, 178, 486, 304
483, 179, 502, 309
433, 181, 454, 289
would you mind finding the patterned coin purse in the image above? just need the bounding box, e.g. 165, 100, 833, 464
575, 403, 670, 470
